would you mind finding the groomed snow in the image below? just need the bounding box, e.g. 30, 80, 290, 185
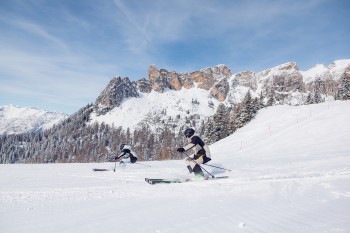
1, 101, 350, 233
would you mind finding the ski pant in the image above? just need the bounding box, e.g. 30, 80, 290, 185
120, 155, 137, 164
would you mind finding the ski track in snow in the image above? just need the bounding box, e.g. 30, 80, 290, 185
1, 101, 350, 233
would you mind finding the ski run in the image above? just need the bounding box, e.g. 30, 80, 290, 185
1, 101, 350, 233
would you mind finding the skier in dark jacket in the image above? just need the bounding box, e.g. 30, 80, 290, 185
177, 128, 211, 177
115, 144, 138, 165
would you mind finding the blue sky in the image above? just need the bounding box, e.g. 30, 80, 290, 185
0, 0, 349, 114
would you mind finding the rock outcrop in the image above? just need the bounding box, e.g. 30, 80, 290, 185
95, 77, 139, 115
234, 71, 257, 90
210, 78, 230, 102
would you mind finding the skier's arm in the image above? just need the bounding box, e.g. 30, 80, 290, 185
183, 136, 202, 151
177, 137, 196, 153
115, 151, 126, 160
183, 142, 196, 151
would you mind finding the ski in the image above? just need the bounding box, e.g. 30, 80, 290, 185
145, 176, 229, 185
92, 168, 114, 172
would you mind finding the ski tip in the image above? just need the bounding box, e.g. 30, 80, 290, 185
145, 178, 154, 185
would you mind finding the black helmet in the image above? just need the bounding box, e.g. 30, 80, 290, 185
120, 144, 126, 150
184, 128, 195, 138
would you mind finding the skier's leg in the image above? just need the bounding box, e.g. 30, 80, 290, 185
185, 156, 204, 176
192, 164, 204, 177
130, 155, 137, 164
187, 165, 193, 173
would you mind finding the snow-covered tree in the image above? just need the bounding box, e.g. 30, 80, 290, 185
338, 72, 350, 100
266, 91, 276, 107
306, 92, 314, 105
204, 117, 217, 145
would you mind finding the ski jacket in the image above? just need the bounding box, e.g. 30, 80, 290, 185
118, 145, 138, 159
183, 135, 211, 159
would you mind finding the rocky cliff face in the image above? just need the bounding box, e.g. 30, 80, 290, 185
190, 65, 232, 90
256, 62, 305, 95
147, 65, 183, 92
146, 64, 232, 93
96, 64, 233, 115
95, 60, 350, 116
210, 78, 229, 101
233, 71, 257, 91
95, 77, 139, 115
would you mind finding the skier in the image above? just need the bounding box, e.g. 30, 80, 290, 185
177, 128, 211, 177
115, 144, 138, 165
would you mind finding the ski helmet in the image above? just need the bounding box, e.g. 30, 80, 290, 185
120, 144, 126, 150
184, 128, 195, 138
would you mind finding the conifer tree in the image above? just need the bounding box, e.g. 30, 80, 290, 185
213, 103, 230, 140
267, 92, 276, 106
338, 72, 350, 100
306, 92, 314, 105
259, 92, 265, 109
204, 117, 217, 145
229, 104, 242, 134
314, 77, 323, 104
240, 90, 255, 124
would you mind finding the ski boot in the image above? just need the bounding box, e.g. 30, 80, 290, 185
193, 164, 204, 179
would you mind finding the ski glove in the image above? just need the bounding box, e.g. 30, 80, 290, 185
177, 148, 185, 153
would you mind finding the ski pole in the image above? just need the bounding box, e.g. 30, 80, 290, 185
113, 155, 123, 172
113, 160, 117, 172
182, 152, 215, 178
202, 164, 231, 172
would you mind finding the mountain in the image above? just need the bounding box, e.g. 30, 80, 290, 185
1, 101, 349, 233
2, 60, 349, 135
1, 59, 349, 164
90, 59, 350, 131
0, 105, 67, 135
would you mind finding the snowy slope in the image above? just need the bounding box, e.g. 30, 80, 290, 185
89, 83, 251, 132
1, 101, 350, 233
0, 105, 67, 134
90, 87, 224, 131
302, 59, 350, 83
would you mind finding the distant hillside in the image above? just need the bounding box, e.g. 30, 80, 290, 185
0, 105, 67, 135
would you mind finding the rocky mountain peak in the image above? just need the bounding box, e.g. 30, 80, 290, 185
147, 65, 182, 92
95, 76, 139, 115
233, 71, 257, 90
190, 65, 232, 90
145, 64, 232, 94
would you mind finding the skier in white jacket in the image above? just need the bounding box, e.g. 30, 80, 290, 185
115, 144, 138, 165
177, 128, 211, 177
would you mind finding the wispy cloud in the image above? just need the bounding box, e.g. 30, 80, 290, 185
0, 0, 348, 113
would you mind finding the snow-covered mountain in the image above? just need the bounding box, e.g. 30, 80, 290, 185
0, 105, 67, 135
1, 100, 349, 233
90, 59, 350, 131
2, 59, 349, 135
302, 59, 350, 83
